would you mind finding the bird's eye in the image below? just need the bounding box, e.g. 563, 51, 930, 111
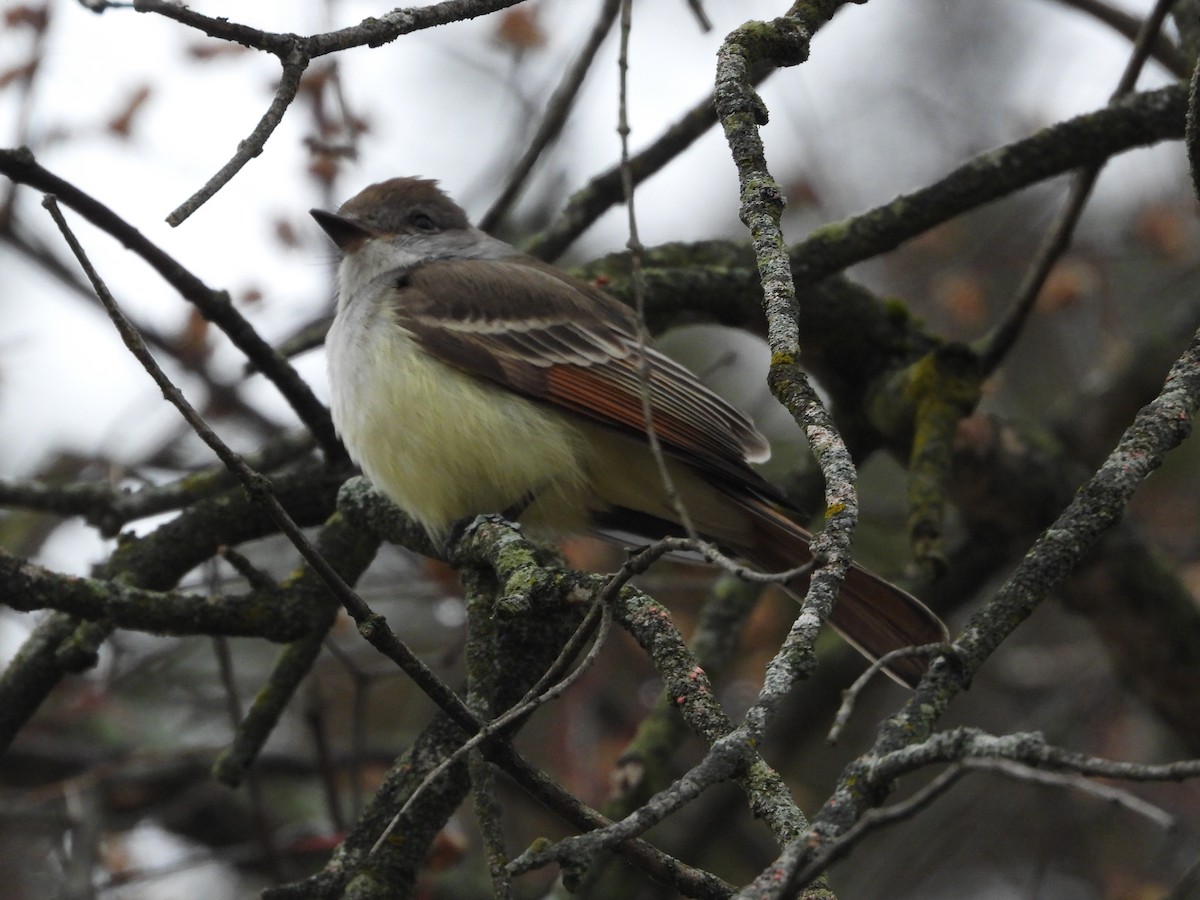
409, 211, 437, 232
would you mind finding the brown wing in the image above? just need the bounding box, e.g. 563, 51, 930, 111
390, 255, 775, 487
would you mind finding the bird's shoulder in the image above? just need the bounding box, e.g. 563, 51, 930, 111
396, 255, 636, 335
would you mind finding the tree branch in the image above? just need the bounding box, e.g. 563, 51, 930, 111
790, 83, 1187, 287
0, 150, 342, 457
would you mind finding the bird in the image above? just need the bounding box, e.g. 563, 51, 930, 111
311, 177, 947, 685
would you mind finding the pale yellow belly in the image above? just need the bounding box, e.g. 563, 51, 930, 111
329, 325, 594, 534
327, 312, 757, 544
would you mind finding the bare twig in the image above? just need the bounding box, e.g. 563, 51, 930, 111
0, 150, 342, 457
788, 83, 1187, 288
975, 758, 1175, 828
131, 0, 296, 52
264, 514, 735, 899
41, 193, 473, 735
631, 535, 817, 585
1050, 0, 1188, 76
789, 764, 969, 890
211, 622, 285, 883
1188, 22, 1200, 201
469, 751, 515, 900
977, 0, 1180, 375
369, 599, 613, 856
127, 0, 530, 220
1165, 851, 1200, 900
134, 0, 528, 57
0, 216, 287, 434
165, 47, 310, 226
0, 431, 315, 537
509, 728, 754, 876
683, 0, 712, 32
787, 731, 1199, 893
480, 0, 623, 231
211, 514, 367, 789
617, 0, 698, 542
827, 642, 953, 744
0, 546, 314, 641
526, 61, 774, 260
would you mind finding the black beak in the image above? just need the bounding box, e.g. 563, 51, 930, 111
310, 209, 376, 253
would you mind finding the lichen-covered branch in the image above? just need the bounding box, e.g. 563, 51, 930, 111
741, 327, 1200, 896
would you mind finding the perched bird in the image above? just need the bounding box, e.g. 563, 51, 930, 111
312, 177, 946, 685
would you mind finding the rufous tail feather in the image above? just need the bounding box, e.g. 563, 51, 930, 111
728, 494, 948, 687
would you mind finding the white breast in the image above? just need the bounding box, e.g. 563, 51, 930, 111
325, 272, 592, 535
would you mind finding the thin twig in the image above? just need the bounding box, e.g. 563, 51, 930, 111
314, 637, 375, 819
131, 0, 295, 52
791, 736, 1195, 892
1186, 10, 1200, 201
0, 545, 312, 641
134, 0, 527, 58
791, 764, 968, 889
827, 642, 953, 744
1050, 0, 1188, 76
787, 83, 1186, 288
617, 0, 697, 540
41, 193, 475, 736
303, 682, 348, 835
975, 758, 1175, 829
0, 430, 315, 537
365, 520, 731, 858
480, 0, 622, 231
166, 47, 310, 226
1164, 851, 1200, 900
510, 728, 755, 876
526, 61, 774, 260
622, 534, 816, 586
369, 600, 614, 856
0, 149, 342, 458
128, 0, 530, 219
977, 0, 1180, 375
211, 623, 285, 882
469, 750, 516, 900
683, 0, 712, 32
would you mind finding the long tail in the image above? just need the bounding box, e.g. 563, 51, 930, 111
726, 493, 948, 687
